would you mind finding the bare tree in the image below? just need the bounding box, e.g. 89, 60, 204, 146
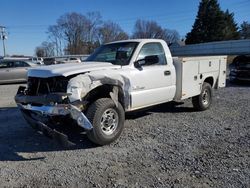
84, 12, 103, 53
98, 21, 129, 44
35, 42, 55, 57
48, 12, 103, 54
132, 19, 180, 44
164, 29, 180, 44
56, 12, 88, 54
47, 25, 64, 56
39, 12, 182, 56
35, 47, 46, 57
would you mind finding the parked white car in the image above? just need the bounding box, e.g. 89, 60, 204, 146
56, 57, 81, 64
29, 57, 44, 65
64, 57, 81, 63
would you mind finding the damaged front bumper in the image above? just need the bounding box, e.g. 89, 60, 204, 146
21, 111, 77, 147
15, 86, 93, 146
17, 103, 92, 130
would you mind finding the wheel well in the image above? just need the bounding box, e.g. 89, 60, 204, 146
233, 55, 248, 64
204, 77, 214, 87
84, 84, 125, 108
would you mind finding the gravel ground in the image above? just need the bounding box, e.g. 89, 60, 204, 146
0, 82, 249, 188
0, 84, 25, 107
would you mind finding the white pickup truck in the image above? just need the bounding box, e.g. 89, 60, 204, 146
15, 39, 227, 146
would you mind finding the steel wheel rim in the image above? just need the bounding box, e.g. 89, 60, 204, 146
100, 108, 119, 135
202, 89, 210, 106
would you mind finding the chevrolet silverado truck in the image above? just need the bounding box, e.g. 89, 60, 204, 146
15, 39, 227, 146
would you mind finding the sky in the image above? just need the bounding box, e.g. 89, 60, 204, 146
0, 0, 249, 56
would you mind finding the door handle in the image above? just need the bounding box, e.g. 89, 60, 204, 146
164, 70, 171, 76
5, 70, 10, 72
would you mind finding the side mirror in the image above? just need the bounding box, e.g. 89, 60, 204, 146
134, 55, 159, 68
134, 59, 145, 68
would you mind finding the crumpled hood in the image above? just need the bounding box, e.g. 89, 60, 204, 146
28, 62, 121, 78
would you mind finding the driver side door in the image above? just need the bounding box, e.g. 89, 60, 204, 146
129, 42, 176, 110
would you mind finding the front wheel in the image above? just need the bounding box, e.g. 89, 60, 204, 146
86, 98, 125, 145
192, 82, 212, 111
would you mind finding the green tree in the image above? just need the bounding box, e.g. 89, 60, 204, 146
186, 0, 239, 44
239, 21, 250, 39
221, 10, 240, 40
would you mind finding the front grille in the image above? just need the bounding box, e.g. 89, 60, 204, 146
27, 77, 68, 96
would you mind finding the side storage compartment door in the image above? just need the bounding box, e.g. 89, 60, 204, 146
199, 58, 220, 73
181, 60, 201, 100
217, 57, 227, 88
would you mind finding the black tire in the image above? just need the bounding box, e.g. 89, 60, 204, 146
192, 82, 212, 111
86, 98, 125, 145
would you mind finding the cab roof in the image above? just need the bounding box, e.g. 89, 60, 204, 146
107, 39, 165, 44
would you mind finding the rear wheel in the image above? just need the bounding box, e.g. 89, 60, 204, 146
86, 98, 125, 145
192, 82, 212, 111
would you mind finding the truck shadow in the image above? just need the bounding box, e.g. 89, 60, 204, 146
0, 102, 196, 161
126, 101, 195, 120
0, 107, 97, 162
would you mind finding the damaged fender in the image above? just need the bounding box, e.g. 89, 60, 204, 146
67, 73, 131, 109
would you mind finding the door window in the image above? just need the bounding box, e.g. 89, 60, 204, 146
137, 43, 167, 65
0, 61, 14, 68
14, 61, 30, 67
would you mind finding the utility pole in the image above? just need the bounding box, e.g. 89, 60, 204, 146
0, 26, 7, 56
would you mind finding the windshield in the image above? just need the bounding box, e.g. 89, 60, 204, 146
86, 42, 138, 65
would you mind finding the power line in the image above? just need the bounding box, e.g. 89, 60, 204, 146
4, 3, 249, 31
6, 24, 49, 28
3, 2, 249, 36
